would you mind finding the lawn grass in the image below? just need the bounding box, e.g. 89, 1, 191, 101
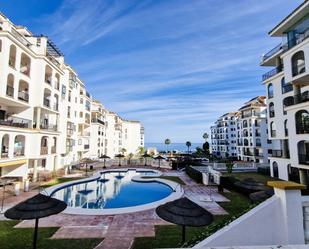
41, 177, 83, 188
0, 220, 101, 249
131, 190, 251, 249
223, 172, 277, 185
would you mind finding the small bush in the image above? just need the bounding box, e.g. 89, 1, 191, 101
185, 166, 203, 183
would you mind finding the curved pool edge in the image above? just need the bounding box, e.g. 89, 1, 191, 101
43, 168, 184, 216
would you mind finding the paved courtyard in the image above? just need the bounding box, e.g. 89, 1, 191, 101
0, 169, 230, 249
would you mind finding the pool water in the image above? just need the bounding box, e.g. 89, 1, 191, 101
51, 170, 173, 209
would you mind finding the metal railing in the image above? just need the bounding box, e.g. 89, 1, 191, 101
11, 28, 32, 47
272, 150, 283, 157
282, 84, 293, 94
18, 91, 29, 102
14, 148, 25, 157
0, 116, 31, 128
262, 65, 283, 81
292, 63, 306, 77
84, 144, 90, 150
261, 43, 287, 63
6, 85, 14, 97
40, 124, 57, 131
40, 147, 48, 155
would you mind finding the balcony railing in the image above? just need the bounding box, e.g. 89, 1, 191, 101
282, 84, 293, 94
261, 43, 287, 63
299, 154, 309, 165
43, 98, 50, 107
40, 124, 57, 131
256, 143, 262, 147
272, 150, 283, 157
51, 146, 56, 154
6, 86, 14, 97
271, 130, 276, 137
262, 65, 283, 81
14, 148, 25, 157
18, 91, 29, 102
84, 144, 90, 150
292, 63, 306, 77
91, 118, 105, 125
284, 92, 309, 108
40, 147, 48, 155
0, 116, 31, 128
11, 28, 32, 47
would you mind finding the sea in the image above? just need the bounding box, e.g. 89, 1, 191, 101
145, 142, 203, 152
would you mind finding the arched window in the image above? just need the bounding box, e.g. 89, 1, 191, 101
41, 136, 49, 155
14, 135, 25, 156
269, 102, 275, 118
297, 140, 309, 165
18, 80, 29, 102
270, 121, 276, 137
284, 119, 288, 136
283, 96, 294, 114
256, 138, 261, 146
243, 120, 248, 128
6, 74, 14, 97
20, 53, 31, 77
267, 83, 274, 98
281, 77, 293, 93
1, 134, 9, 158
53, 94, 59, 111
291, 50, 305, 76
55, 73, 60, 90
52, 137, 57, 153
45, 65, 53, 85
295, 110, 309, 134
244, 138, 249, 146
43, 88, 51, 107
272, 162, 279, 178
9, 44, 16, 68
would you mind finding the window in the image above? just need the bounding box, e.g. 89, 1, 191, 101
61, 85, 66, 99
68, 90, 71, 102
20, 53, 31, 77
9, 45, 16, 68
281, 77, 293, 94
269, 102, 275, 118
282, 96, 294, 114
284, 119, 288, 136
291, 50, 305, 76
267, 83, 274, 98
295, 110, 309, 134
270, 121, 276, 137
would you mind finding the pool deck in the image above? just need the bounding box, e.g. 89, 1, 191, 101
0, 168, 230, 249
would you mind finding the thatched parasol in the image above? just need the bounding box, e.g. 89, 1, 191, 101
99, 154, 110, 169
115, 154, 125, 166
156, 197, 213, 243
4, 193, 67, 249
142, 153, 151, 166
80, 158, 96, 176
154, 155, 165, 168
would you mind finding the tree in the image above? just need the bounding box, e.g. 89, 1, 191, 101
164, 138, 171, 152
136, 146, 144, 156
120, 148, 127, 155
185, 141, 192, 154
203, 141, 210, 156
128, 153, 134, 165
203, 132, 209, 141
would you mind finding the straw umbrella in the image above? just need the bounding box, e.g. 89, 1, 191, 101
156, 197, 213, 243
142, 153, 151, 166
154, 155, 165, 169
99, 154, 110, 169
4, 193, 67, 249
115, 154, 125, 166
80, 158, 96, 176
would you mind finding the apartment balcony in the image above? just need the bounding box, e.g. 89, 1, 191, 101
40, 124, 57, 132
91, 118, 105, 125
243, 151, 254, 156
6, 86, 14, 97
40, 147, 48, 155
0, 116, 31, 129
79, 131, 90, 137
282, 84, 293, 94
14, 148, 25, 157
84, 144, 90, 150
51, 146, 56, 154
285, 92, 309, 108
53, 104, 59, 112
262, 65, 283, 81
260, 43, 288, 66
18, 91, 29, 102
271, 149, 290, 159
298, 153, 309, 165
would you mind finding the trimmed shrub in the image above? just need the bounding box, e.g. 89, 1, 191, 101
185, 165, 203, 183
257, 167, 271, 176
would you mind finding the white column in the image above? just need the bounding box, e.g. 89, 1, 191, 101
32, 159, 38, 182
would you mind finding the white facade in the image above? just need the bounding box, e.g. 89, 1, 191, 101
211, 112, 238, 159
0, 13, 144, 182
211, 97, 270, 163
261, 0, 309, 185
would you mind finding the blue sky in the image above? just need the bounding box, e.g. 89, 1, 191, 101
1, 0, 303, 143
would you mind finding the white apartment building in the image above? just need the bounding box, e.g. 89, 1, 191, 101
211, 112, 238, 159
0, 13, 144, 182
261, 0, 309, 185
236, 96, 271, 163
211, 97, 270, 163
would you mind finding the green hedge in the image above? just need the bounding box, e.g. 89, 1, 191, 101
257, 167, 270, 176
185, 166, 203, 183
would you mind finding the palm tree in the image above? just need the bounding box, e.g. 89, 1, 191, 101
128, 153, 134, 165
164, 138, 171, 153
186, 141, 192, 154
120, 148, 127, 155
137, 146, 145, 156
203, 133, 209, 141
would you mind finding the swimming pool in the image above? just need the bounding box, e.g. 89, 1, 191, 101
50, 169, 176, 212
